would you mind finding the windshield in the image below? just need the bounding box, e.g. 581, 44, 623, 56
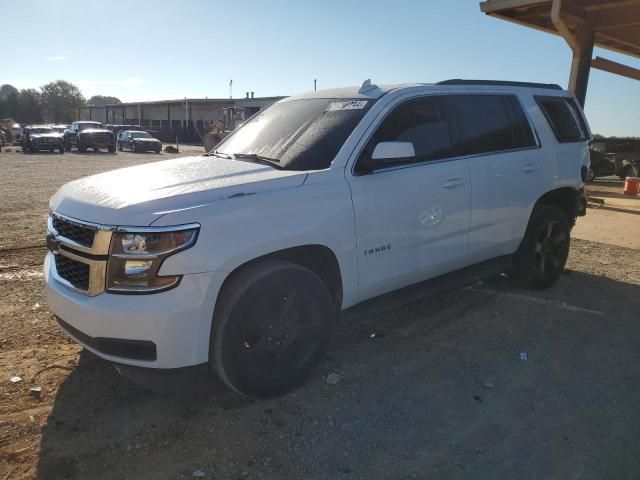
215, 98, 374, 170
29, 128, 54, 134
130, 131, 152, 138
78, 123, 103, 131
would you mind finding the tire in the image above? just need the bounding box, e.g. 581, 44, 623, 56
132, 143, 138, 153
65, 141, 71, 152
78, 143, 86, 153
512, 205, 571, 290
118, 143, 123, 151
155, 148, 161, 154
59, 147, 65, 154
585, 167, 596, 182
211, 260, 335, 399
108, 145, 116, 153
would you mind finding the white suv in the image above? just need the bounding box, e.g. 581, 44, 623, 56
45, 80, 590, 398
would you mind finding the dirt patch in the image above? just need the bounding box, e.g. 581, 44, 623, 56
1, 150, 640, 479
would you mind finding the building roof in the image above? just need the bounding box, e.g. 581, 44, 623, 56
480, 0, 640, 59
83, 96, 284, 108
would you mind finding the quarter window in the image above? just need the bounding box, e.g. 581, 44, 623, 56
535, 96, 587, 143
452, 95, 536, 156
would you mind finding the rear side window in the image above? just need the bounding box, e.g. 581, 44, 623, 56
365, 96, 454, 163
452, 95, 537, 157
535, 96, 587, 143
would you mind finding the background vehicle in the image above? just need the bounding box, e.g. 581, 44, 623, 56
586, 150, 616, 181
117, 130, 162, 153
45, 80, 590, 399
11, 123, 22, 144
21, 126, 65, 153
50, 124, 69, 134
64, 121, 116, 153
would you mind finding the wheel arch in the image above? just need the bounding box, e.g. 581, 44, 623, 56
216, 244, 344, 312
533, 186, 581, 225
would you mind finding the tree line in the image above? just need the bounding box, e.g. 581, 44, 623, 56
0, 80, 121, 124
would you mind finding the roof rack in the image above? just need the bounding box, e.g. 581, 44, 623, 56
437, 79, 563, 90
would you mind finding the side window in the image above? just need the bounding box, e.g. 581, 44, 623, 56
452, 94, 535, 156
535, 96, 587, 143
360, 96, 454, 168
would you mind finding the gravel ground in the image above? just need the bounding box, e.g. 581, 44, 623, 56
1, 148, 639, 480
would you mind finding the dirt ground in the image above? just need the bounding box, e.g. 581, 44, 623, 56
1, 148, 639, 480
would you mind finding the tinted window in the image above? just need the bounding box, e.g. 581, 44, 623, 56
363, 96, 454, 166
453, 95, 535, 156
536, 96, 586, 142
217, 98, 374, 171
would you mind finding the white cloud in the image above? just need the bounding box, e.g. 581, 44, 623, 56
46, 56, 66, 62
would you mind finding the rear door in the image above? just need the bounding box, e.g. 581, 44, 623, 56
347, 95, 471, 301
450, 93, 542, 262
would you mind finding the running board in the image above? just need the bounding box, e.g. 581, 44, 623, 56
341, 255, 513, 320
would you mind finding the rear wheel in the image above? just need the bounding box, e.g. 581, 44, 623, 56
585, 167, 596, 182
132, 143, 138, 153
118, 143, 123, 151
211, 260, 335, 399
108, 144, 116, 153
512, 205, 570, 290
78, 143, 86, 153
65, 141, 71, 152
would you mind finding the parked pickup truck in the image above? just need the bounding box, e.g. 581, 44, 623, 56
45, 80, 590, 398
64, 121, 116, 153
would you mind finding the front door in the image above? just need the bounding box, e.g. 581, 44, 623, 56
347, 95, 471, 301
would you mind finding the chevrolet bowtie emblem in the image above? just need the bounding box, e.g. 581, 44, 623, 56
46, 234, 61, 253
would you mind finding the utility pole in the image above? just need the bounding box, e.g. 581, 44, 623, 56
314, 79, 317, 91
229, 79, 233, 99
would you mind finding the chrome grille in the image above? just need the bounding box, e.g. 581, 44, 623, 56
52, 215, 96, 247
55, 255, 90, 291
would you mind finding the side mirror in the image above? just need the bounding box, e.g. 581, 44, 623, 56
357, 141, 415, 174
371, 141, 415, 161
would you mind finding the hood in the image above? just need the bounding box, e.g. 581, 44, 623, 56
133, 137, 160, 142
32, 133, 62, 139
50, 155, 308, 226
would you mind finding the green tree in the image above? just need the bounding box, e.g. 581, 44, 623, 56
0, 84, 20, 119
17, 89, 43, 124
40, 80, 85, 123
87, 95, 121, 106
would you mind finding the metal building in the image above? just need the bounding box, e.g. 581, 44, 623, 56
77, 95, 283, 142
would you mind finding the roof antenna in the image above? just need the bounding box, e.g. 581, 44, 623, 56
358, 79, 377, 94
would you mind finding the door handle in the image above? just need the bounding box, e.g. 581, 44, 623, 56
522, 164, 537, 173
440, 178, 466, 189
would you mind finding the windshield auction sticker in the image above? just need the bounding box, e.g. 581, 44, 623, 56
326, 100, 369, 112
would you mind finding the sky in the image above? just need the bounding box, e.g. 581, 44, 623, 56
2, 0, 638, 136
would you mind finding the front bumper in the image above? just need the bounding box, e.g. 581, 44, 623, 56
44, 252, 227, 369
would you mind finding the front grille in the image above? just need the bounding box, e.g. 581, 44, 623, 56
52, 215, 96, 247
55, 255, 90, 291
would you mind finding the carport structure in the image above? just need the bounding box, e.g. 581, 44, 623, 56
479, 0, 640, 105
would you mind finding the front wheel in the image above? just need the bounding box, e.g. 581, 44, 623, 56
211, 260, 335, 399
512, 205, 570, 290
585, 167, 596, 182
78, 143, 86, 153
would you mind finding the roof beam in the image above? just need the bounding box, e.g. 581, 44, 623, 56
591, 56, 640, 81
588, 4, 640, 30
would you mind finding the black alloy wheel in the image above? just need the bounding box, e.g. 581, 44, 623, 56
212, 260, 335, 399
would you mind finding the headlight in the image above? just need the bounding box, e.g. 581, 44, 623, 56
107, 224, 199, 293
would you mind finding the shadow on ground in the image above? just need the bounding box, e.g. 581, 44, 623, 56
37, 270, 640, 480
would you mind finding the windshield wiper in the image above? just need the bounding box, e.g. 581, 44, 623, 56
205, 150, 232, 159
233, 152, 281, 168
